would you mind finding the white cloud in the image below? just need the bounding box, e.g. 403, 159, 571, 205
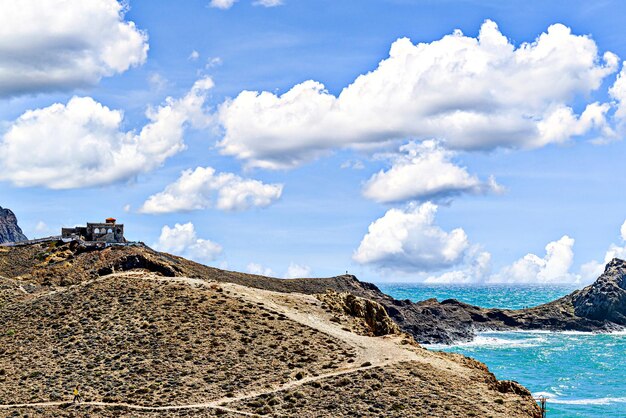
153, 222, 222, 264
580, 219, 626, 281
139, 167, 283, 214
340, 160, 365, 170
610, 63, 626, 121
148, 73, 168, 91
217, 20, 618, 169
189, 50, 200, 61
0, 77, 214, 189
206, 57, 223, 69
210, 0, 237, 9
425, 250, 492, 284
284, 263, 311, 278
0, 0, 148, 96
579, 260, 605, 283
247, 263, 275, 276
253, 0, 284, 7
363, 140, 502, 203
353, 202, 470, 272
370, 219, 626, 284
489, 236, 578, 284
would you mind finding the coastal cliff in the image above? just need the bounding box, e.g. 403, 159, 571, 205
0, 206, 27, 244
0, 240, 540, 417
352, 258, 626, 344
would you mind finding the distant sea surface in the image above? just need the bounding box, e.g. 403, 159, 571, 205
378, 284, 626, 417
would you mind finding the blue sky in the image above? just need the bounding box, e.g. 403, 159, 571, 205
2, 0, 626, 284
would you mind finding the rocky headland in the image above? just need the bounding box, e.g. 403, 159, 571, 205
0, 206, 27, 244
354, 258, 626, 344
0, 240, 541, 417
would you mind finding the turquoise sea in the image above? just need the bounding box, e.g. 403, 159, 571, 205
378, 284, 626, 417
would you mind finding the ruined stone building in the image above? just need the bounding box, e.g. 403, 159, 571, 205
62, 218, 125, 243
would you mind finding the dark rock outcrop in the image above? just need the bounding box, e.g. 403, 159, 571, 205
353, 258, 626, 344
2, 236, 624, 345
571, 258, 626, 323
0, 206, 27, 244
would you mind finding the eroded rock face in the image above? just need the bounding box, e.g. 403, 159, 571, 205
317, 290, 400, 336
572, 258, 626, 323
0, 206, 27, 244
360, 259, 626, 344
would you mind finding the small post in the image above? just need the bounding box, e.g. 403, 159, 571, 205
535, 396, 548, 418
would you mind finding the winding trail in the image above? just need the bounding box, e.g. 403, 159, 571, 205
0, 272, 458, 415
0, 361, 390, 415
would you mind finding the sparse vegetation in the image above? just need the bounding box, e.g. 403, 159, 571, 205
0, 242, 541, 417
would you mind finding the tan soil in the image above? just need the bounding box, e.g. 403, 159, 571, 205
0, 244, 542, 417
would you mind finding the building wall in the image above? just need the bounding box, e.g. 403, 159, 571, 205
86, 223, 124, 243
61, 223, 124, 243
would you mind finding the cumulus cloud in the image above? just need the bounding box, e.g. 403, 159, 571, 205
426, 235, 580, 285
139, 167, 283, 213
353, 202, 470, 272
0, 77, 214, 189
189, 50, 200, 61
253, 0, 284, 6
247, 263, 275, 276
609, 63, 626, 128
364, 218, 626, 284
0, 0, 148, 96
363, 140, 502, 203
154, 222, 222, 264
210, 0, 237, 9
284, 263, 311, 278
425, 250, 492, 284
580, 220, 626, 280
217, 20, 618, 169
489, 236, 578, 284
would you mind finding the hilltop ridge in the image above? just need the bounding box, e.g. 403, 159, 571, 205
0, 240, 541, 417
3, 238, 625, 346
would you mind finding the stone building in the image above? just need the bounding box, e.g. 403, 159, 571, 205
62, 218, 125, 243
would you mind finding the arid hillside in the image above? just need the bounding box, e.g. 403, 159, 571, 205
0, 241, 541, 417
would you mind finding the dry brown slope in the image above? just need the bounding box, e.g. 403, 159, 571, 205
0, 271, 540, 417
0, 272, 356, 407
0, 243, 541, 417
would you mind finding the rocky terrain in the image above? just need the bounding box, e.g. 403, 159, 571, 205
0, 206, 27, 244
0, 240, 541, 417
3, 237, 625, 345
355, 258, 626, 344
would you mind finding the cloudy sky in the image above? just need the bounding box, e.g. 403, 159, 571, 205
2, 0, 626, 284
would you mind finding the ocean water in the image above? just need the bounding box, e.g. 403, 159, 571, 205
378, 284, 626, 417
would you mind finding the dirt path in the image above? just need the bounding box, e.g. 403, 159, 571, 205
0, 400, 257, 415
0, 272, 471, 414
0, 359, 393, 415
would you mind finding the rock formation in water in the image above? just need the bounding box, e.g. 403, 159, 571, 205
353, 258, 626, 344
0, 206, 27, 244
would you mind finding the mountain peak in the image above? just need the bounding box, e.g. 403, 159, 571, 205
0, 206, 27, 244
